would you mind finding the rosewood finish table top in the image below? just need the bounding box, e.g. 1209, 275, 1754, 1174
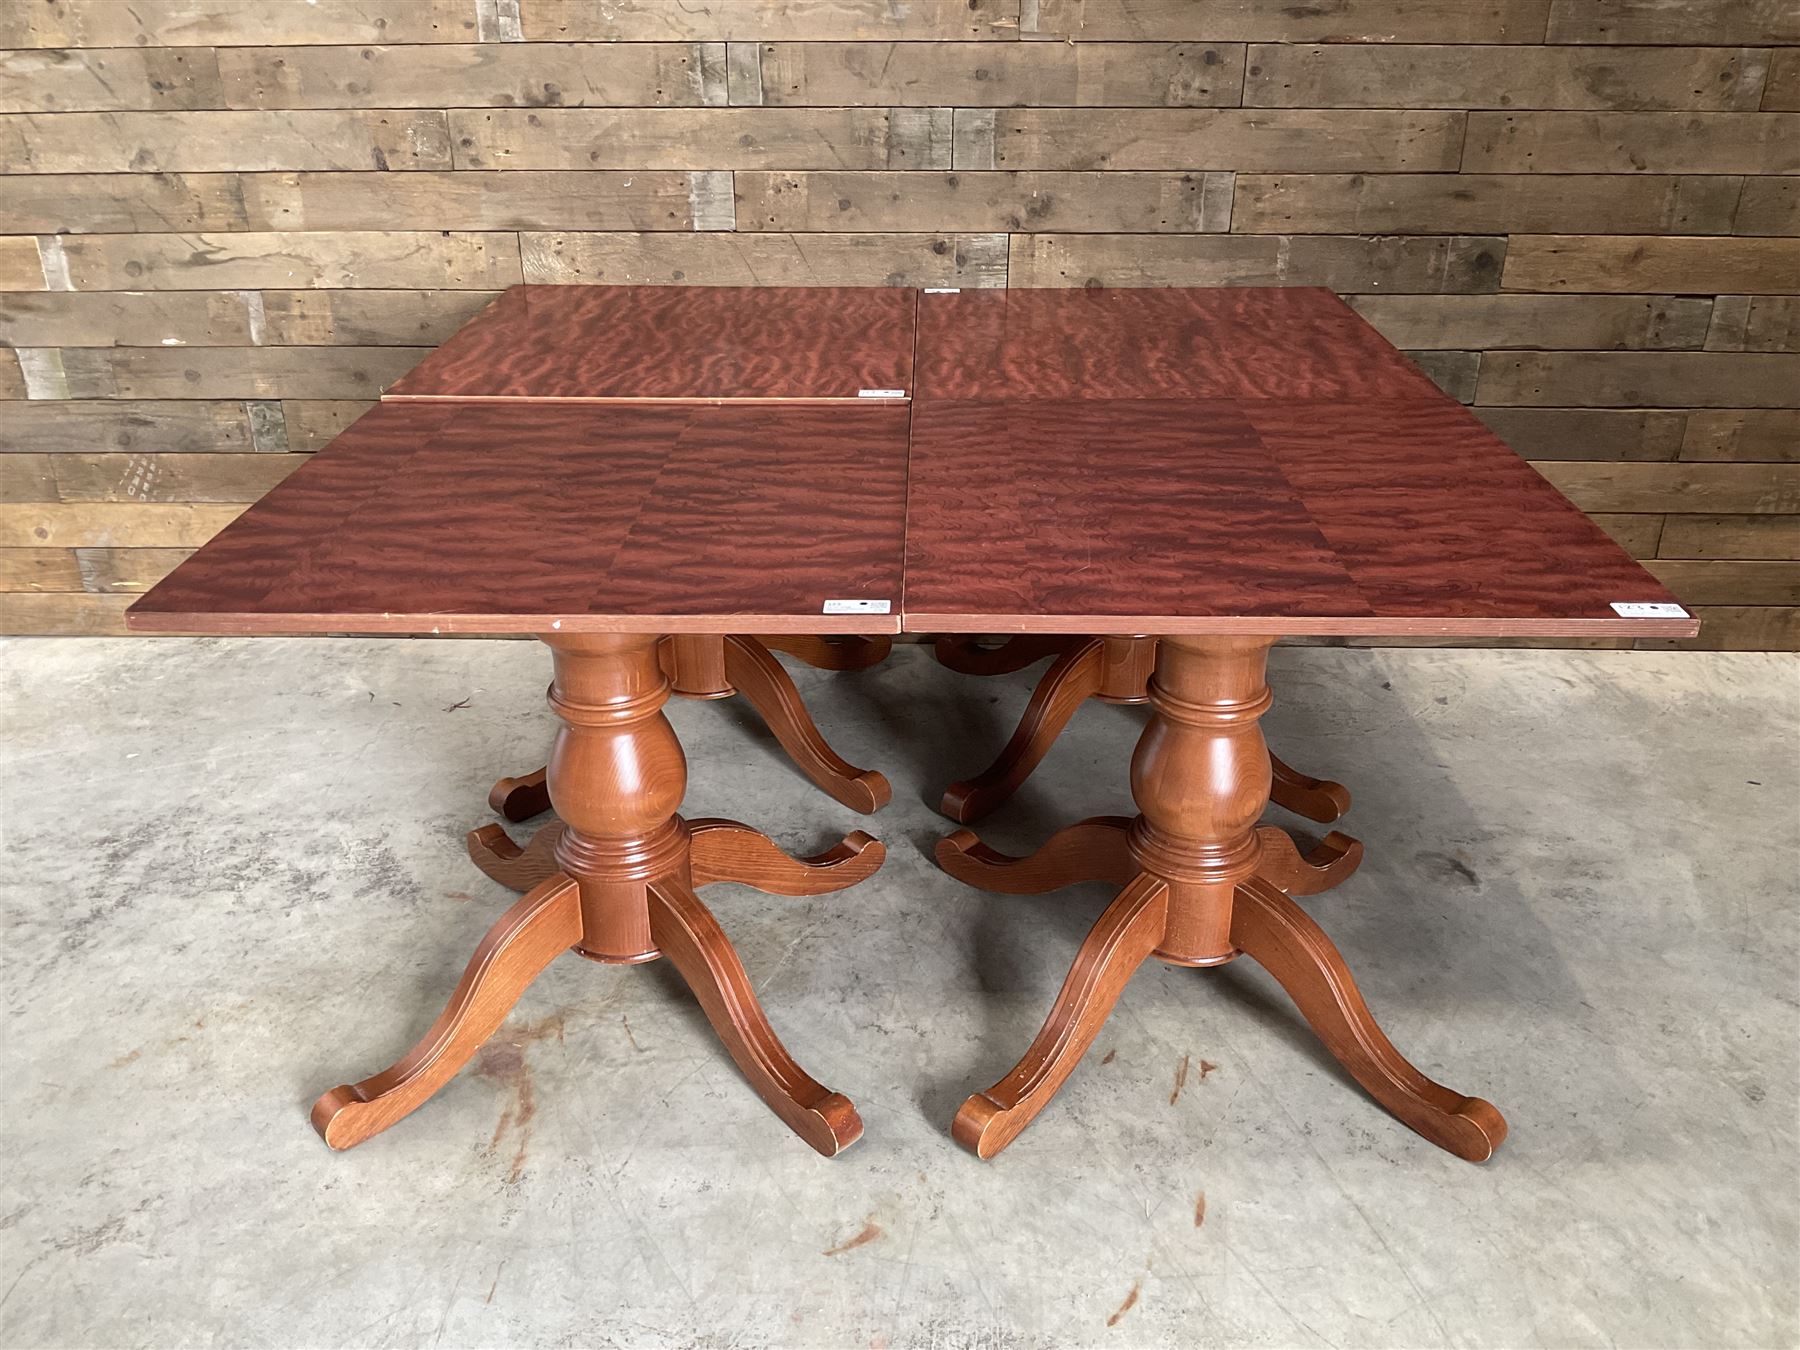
384, 285, 917, 404
129, 400, 907, 635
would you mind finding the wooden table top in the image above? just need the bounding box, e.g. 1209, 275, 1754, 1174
384, 285, 917, 404
128, 401, 908, 635
130, 284, 1697, 641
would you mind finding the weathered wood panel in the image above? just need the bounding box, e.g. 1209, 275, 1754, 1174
1680, 411, 1800, 462
452, 108, 953, 170
217, 43, 721, 110
973, 109, 1465, 172
0, 236, 45, 289
279, 401, 374, 451
0, 111, 453, 173
1766, 50, 1800, 110
35, 347, 426, 400
0, 291, 256, 347
1502, 237, 1800, 294
0, 47, 225, 113
1530, 460, 1800, 512
0, 400, 256, 453
522, 0, 1021, 41
0, 502, 247, 547
51, 232, 522, 290
1734, 179, 1799, 236
1404, 351, 1480, 402
0, 1, 481, 47
74, 547, 194, 594
734, 170, 1233, 233
1705, 297, 1800, 352
1349, 294, 1712, 350
0, 547, 83, 591
1633, 605, 1800, 651
1009, 233, 1505, 291
1482, 352, 1800, 408
257, 290, 500, 345
1658, 514, 1800, 557
1591, 513, 1666, 557
4, 451, 307, 502
520, 231, 1009, 286
750, 41, 1244, 107
1464, 112, 1800, 174
0, 350, 24, 399
1644, 560, 1800, 605
1230, 174, 1738, 235
1024, 0, 1555, 42
0, 592, 135, 634
1477, 408, 1687, 461
1244, 44, 1766, 110
1546, 0, 1800, 45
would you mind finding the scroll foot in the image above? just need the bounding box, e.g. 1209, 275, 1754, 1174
940, 638, 1106, 824
1269, 755, 1351, 824
311, 874, 582, 1150
488, 767, 551, 824
467, 820, 567, 894
1254, 825, 1363, 897
1229, 877, 1506, 1161
688, 817, 885, 895
724, 636, 891, 814
954, 874, 1168, 1159
648, 878, 863, 1156
935, 816, 1135, 895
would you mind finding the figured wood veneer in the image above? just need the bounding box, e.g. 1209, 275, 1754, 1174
383, 285, 918, 404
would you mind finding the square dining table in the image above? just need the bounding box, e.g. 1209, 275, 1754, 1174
128, 284, 1699, 1166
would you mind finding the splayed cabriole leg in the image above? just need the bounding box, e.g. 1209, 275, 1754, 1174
315, 632, 877, 1157
486, 633, 891, 824
939, 635, 1503, 1162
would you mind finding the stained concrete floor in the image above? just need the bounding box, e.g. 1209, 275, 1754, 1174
1, 638, 1796, 1349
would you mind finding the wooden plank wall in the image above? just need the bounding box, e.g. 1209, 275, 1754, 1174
1, 0, 1796, 647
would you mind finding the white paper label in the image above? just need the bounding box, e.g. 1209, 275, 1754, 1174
1610, 602, 1690, 619
857, 388, 906, 398
823, 599, 892, 614
923, 288, 961, 294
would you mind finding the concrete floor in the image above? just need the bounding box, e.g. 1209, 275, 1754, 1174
1, 638, 1795, 1349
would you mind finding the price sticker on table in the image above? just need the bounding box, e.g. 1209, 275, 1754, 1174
1610, 602, 1691, 619
822, 599, 892, 614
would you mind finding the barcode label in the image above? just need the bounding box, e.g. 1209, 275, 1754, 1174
1610, 602, 1690, 619
857, 388, 906, 398
823, 599, 892, 614
923, 288, 961, 294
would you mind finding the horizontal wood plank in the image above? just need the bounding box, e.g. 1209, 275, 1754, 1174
1531, 460, 1800, 513
1633, 606, 1800, 651
1244, 44, 1764, 111
1024, 0, 1554, 42
1705, 296, 1800, 352
2, 451, 306, 503
734, 170, 1233, 233
1734, 179, 1798, 237
0, 399, 255, 452
279, 400, 373, 451
975, 109, 1465, 172
1483, 353, 1800, 408
1348, 294, 1711, 350
1658, 514, 1800, 558
0, 502, 246, 547
0, 235, 44, 289
48, 232, 522, 290
258, 290, 500, 345
0, 591, 135, 634
217, 43, 719, 110
1008, 233, 1505, 291
452, 108, 953, 170
1644, 560, 1800, 606
0, 547, 83, 592
0, 350, 23, 399
751, 41, 1244, 107
519, 231, 1009, 286
74, 547, 194, 594
32, 347, 426, 400
522, 0, 1020, 41
1502, 237, 1800, 295
0, 291, 255, 347
1230, 174, 1738, 236
1680, 411, 1799, 462
1545, 0, 1800, 44
1476, 408, 1686, 461
1766, 50, 1799, 112
0, 46, 224, 113
0, 111, 453, 173
1590, 513, 1665, 557
0, 1, 480, 46
1464, 112, 1800, 175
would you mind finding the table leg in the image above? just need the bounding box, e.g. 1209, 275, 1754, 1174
938, 635, 1503, 1161
313, 632, 876, 1156
488, 633, 890, 823
935, 633, 1353, 827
